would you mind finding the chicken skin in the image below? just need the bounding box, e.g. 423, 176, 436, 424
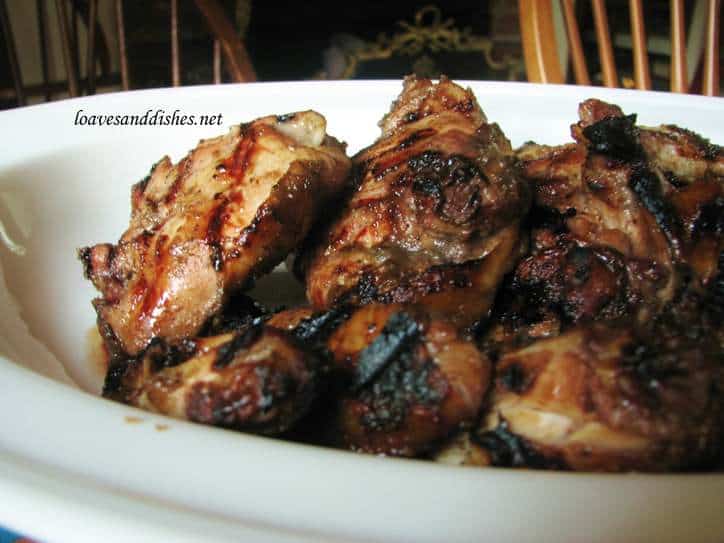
80, 111, 351, 358
300, 76, 529, 328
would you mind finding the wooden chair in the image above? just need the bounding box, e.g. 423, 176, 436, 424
0, 0, 256, 107
115, 0, 256, 91
518, 0, 720, 95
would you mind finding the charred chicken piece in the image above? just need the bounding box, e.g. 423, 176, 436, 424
80, 111, 351, 357
638, 123, 723, 285
300, 76, 529, 328
323, 304, 491, 457
474, 302, 724, 472
104, 320, 321, 435
487, 99, 722, 353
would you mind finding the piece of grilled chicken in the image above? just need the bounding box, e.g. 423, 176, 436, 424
104, 317, 322, 435
268, 303, 491, 456
299, 76, 529, 328
459, 294, 724, 472
106, 301, 490, 449
484, 98, 723, 353
80, 111, 351, 358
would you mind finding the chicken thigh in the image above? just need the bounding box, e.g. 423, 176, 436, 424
485, 99, 723, 353
104, 318, 322, 435
476, 300, 724, 471
300, 76, 529, 328
80, 111, 351, 358
265, 303, 491, 456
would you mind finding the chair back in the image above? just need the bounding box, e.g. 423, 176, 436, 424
518, 0, 720, 95
1, 0, 256, 107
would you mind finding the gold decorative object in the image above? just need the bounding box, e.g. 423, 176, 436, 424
337, 5, 519, 80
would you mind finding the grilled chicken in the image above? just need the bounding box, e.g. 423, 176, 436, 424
80, 111, 351, 358
104, 319, 321, 435
484, 99, 723, 354
87, 82, 723, 472
266, 303, 491, 456
105, 301, 489, 449
325, 304, 490, 456
473, 299, 724, 472
300, 76, 529, 328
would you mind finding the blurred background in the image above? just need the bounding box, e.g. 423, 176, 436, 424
0, 0, 720, 109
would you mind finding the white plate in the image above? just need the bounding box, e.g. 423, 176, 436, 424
0, 81, 722, 543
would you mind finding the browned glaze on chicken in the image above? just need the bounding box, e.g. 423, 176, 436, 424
80, 111, 351, 358
484, 98, 723, 354
104, 319, 322, 435
300, 76, 529, 328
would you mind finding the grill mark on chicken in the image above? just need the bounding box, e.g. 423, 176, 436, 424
473, 419, 566, 469
353, 345, 446, 436
145, 337, 198, 371
380, 260, 477, 302
354, 272, 379, 305
213, 320, 264, 369
352, 312, 421, 391
186, 364, 300, 431
78, 245, 94, 279
498, 362, 529, 394
582, 113, 640, 160
692, 195, 724, 236
103, 359, 141, 398
629, 164, 682, 252
222, 127, 256, 181
408, 151, 488, 224
398, 127, 437, 150
291, 306, 351, 343
206, 195, 229, 272
580, 112, 684, 252
163, 157, 189, 206
202, 293, 269, 336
